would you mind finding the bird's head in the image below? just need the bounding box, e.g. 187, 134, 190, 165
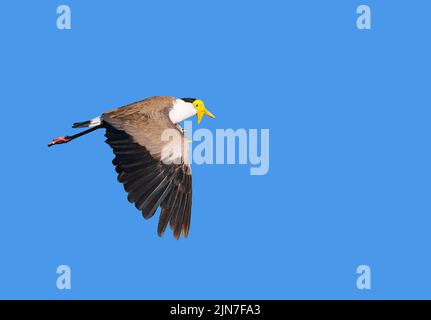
182, 98, 215, 124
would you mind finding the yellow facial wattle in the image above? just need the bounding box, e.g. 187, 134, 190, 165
194, 100, 215, 124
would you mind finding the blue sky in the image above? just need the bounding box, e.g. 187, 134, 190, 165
0, 0, 430, 299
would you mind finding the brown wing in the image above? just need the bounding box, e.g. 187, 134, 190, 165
102, 111, 192, 239
102, 97, 183, 162
103, 96, 176, 115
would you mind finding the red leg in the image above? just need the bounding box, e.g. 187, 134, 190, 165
48, 136, 71, 147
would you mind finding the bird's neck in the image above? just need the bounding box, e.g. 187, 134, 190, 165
169, 99, 197, 123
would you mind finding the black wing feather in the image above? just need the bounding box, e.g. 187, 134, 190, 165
104, 122, 192, 239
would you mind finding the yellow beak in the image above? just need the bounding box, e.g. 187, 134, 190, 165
197, 105, 216, 124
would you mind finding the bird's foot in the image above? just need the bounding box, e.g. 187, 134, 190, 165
48, 136, 70, 147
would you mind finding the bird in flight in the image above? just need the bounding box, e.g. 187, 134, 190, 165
48, 96, 215, 239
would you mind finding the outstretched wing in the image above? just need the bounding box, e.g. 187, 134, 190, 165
102, 115, 192, 239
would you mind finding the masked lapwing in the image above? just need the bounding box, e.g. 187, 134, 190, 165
48, 96, 215, 239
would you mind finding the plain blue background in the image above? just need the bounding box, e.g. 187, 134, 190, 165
0, 0, 430, 299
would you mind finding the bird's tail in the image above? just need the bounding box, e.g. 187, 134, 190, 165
72, 116, 102, 128
48, 116, 103, 147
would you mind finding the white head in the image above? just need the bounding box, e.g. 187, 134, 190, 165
169, 98, 215, 124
